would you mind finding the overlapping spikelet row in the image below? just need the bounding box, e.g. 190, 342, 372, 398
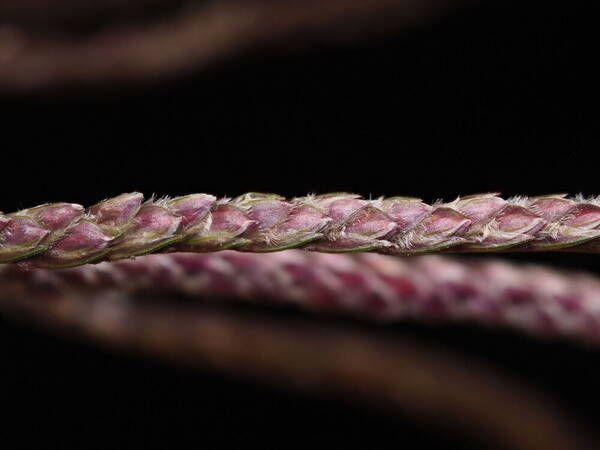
2, 192, 600, 267
3, 251, 600, 342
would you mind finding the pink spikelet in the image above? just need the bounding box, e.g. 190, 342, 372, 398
3, 192, 600, 267
3, 250, 600, 344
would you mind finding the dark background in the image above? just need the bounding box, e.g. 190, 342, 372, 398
2, 1, 600, 448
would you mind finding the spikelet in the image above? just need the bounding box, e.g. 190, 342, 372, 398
3, 192, 600, 267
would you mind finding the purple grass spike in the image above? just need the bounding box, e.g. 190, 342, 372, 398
4, 251, 600, 344
4, 192, 600, 267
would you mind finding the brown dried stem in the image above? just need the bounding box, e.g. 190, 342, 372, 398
0, 0, 465, 90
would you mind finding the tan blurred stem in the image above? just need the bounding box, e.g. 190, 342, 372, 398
0, 0, 467, 90
0, 287, 592, 450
